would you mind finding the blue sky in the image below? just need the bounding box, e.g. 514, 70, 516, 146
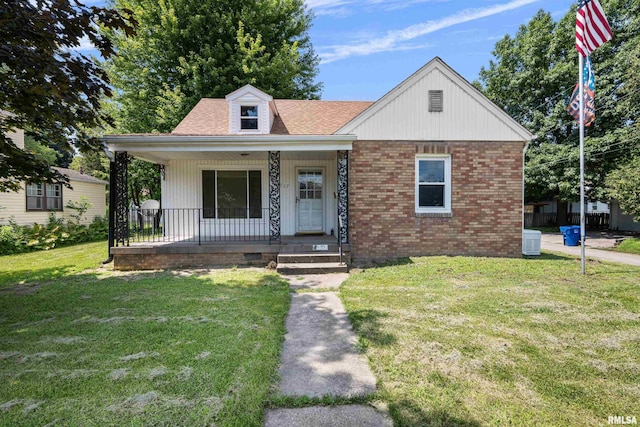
311, 0, 576, 100
83, 0, 577, 100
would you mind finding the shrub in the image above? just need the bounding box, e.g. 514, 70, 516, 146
0, 225, 25, 255
0, 215, 108, 256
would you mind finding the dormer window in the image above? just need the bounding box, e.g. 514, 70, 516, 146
240, 106, 259, 130
226, 84, 274, 134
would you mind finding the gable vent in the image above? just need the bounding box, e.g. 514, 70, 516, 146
429, 90, 443, 112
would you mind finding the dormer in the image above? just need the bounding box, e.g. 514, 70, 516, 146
225, 84, 277, 135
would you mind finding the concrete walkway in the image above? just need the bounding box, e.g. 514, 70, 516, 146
264, 274, 392, 427
541, 233, 640, 266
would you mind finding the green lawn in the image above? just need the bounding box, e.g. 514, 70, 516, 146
341, 255, 640, 427
0, 242, 290, 426
614, 238, 640, 255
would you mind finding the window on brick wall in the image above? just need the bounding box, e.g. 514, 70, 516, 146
415, 155, 451, 214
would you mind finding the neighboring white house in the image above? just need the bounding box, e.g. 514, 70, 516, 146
0, 128, 108, 226
610, 199, 640, 232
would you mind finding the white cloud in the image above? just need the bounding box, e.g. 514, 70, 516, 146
74, 36, 96, 52
318, 0, 540, 63
307, 0, 452, 15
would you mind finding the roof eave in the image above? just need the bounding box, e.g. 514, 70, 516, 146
102, 134, 357, 153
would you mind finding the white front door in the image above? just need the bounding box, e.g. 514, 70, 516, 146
297, 169, 324, 233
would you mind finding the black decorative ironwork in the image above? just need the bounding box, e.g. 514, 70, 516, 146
114, 151, 130, 246
268, 151, 281, 242
159, 164, 165, 180
337, 150, 349, 243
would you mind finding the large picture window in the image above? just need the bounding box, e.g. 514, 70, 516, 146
26, 183, 63, 211
415, 155, 451, 214
202, 170, 262, 219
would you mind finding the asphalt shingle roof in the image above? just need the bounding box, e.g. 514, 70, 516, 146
171, 99, 373, 136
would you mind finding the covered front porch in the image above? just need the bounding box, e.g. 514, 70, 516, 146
104, 135, 352, 270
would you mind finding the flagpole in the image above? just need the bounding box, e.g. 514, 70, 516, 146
579, 54, 586, 275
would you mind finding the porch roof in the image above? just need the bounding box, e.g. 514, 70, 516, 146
102, 134, 355, 164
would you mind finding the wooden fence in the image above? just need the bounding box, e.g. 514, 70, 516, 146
524, 212, 610, 229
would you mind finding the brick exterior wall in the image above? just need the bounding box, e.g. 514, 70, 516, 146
113, 252, 277, 271
349, 140, 524, 263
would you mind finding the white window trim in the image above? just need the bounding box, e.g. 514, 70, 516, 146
415, 154, 452, 214
239, 104, 261, 133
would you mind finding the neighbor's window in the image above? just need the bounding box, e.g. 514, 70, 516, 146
415, 155, 451, 213
202, 170, 262, 219
26, 183, 63, 211
240, 105, 259, 130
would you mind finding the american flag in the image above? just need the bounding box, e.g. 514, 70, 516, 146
576, 0, 613, 57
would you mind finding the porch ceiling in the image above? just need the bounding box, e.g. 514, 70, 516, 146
128, 150, 339, 164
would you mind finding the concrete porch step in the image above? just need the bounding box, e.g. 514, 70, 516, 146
280, 244, 342, 253
276, 262, 348, 275
277, 252, 343, 264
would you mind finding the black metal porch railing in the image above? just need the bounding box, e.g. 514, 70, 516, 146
125, 208, 271, 245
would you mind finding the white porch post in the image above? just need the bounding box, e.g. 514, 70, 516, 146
269, 151, 281, 242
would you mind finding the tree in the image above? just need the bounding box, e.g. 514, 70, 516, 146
605, 39, 640, 218
0, 0, 136, 192
24, 136, 58, 167
607, 157, 640, 221
106, 0, 321, 134
476, 0, 640, 209
70, 151, 110, 182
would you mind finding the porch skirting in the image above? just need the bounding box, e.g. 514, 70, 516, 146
112, 247, 279, 271
110, 239, 351, 271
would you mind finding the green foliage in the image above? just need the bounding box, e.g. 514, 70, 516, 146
476, 1, 640, 203
128, 158, 161, 207
66, 196, 92, 225
70, 151, 110, 182
105, 0, 321, 134
0, 0, 136, 192
0, 214, 108, 256
23, 135, 58, 166
606, 156, 640, 221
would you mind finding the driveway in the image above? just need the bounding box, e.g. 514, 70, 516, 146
540, 232, 640, 267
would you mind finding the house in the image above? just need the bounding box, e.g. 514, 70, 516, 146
0, 128, 108, 226
610, 200, 640, 232
103, 57, 534, 271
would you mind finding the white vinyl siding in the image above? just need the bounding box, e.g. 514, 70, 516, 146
415, 155, 451, 214
0, 180, 106, 226
163, 157, 337, 236
340, 65, 530, 141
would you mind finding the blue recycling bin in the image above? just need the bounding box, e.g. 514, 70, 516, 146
559, 226, 581, 246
